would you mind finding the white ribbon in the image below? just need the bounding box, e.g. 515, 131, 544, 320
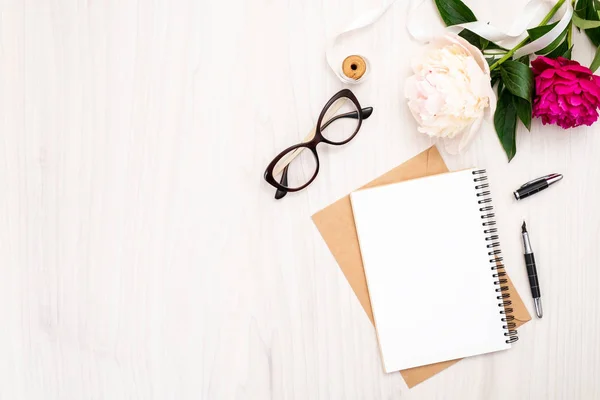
327, 0, 574, 84
407, 0, 574, 58
407, 0, 549, 48
325, 0, 397, 84
513, 0, 573, 59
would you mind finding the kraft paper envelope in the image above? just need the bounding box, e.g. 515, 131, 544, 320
312, 146, 532, 388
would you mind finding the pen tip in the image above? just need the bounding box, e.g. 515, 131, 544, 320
522, 221, 527, 233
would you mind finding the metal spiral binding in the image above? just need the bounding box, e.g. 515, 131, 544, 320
472, 169, 519, 344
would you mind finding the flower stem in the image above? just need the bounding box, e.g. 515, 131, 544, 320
489, 0, 567, 71
489, 39, 529, 71
567, 0, 575, 47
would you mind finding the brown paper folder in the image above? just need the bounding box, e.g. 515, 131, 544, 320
312, 146, 532, 388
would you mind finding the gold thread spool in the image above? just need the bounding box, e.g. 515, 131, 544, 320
342, 55, 367, 81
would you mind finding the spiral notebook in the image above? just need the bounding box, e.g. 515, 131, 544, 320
350, 168, 518, 373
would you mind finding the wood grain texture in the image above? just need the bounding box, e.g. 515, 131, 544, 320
1, 0, 599, 399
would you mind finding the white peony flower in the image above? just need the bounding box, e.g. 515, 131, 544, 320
405, 34, 496, 154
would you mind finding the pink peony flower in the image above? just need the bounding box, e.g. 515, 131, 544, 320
532, 56, 600, 129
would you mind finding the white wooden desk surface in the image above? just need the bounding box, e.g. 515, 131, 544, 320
1, 0, 599, 399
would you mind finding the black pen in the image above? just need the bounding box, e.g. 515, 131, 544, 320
521, 221, 542, 318
514, 173, 563, 200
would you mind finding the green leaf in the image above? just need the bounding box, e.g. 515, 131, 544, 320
491, 68, 501, 90
485, 41, 507, 51
516, 54, 530, 65
458, 29, 505, 52
513, 95, 532, 131
545, 39, 569, 59
494, 90, 518, 162
497, 80, 504, 97
491, 76, 500, 90
527, 22, 568, 55
500, 61, 534, 102
590, 46, 600, 72
490, 67, 501, 79
480, 37, 490, 50
459, 29, 485, 49
562, 45, 573, 59
576, 0, 600, 46
434, 0, 477, 26
434, 0, 506, 52
537, 27, 568, 54
527, 22, 559, 41
573, 13, 600, 29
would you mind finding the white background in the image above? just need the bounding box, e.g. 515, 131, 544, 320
1, 0, 599, 399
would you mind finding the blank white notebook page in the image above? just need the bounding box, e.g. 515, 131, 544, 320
350, 169, 510, 373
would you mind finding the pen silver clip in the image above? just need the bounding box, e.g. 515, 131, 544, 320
520, 176, 548, 188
